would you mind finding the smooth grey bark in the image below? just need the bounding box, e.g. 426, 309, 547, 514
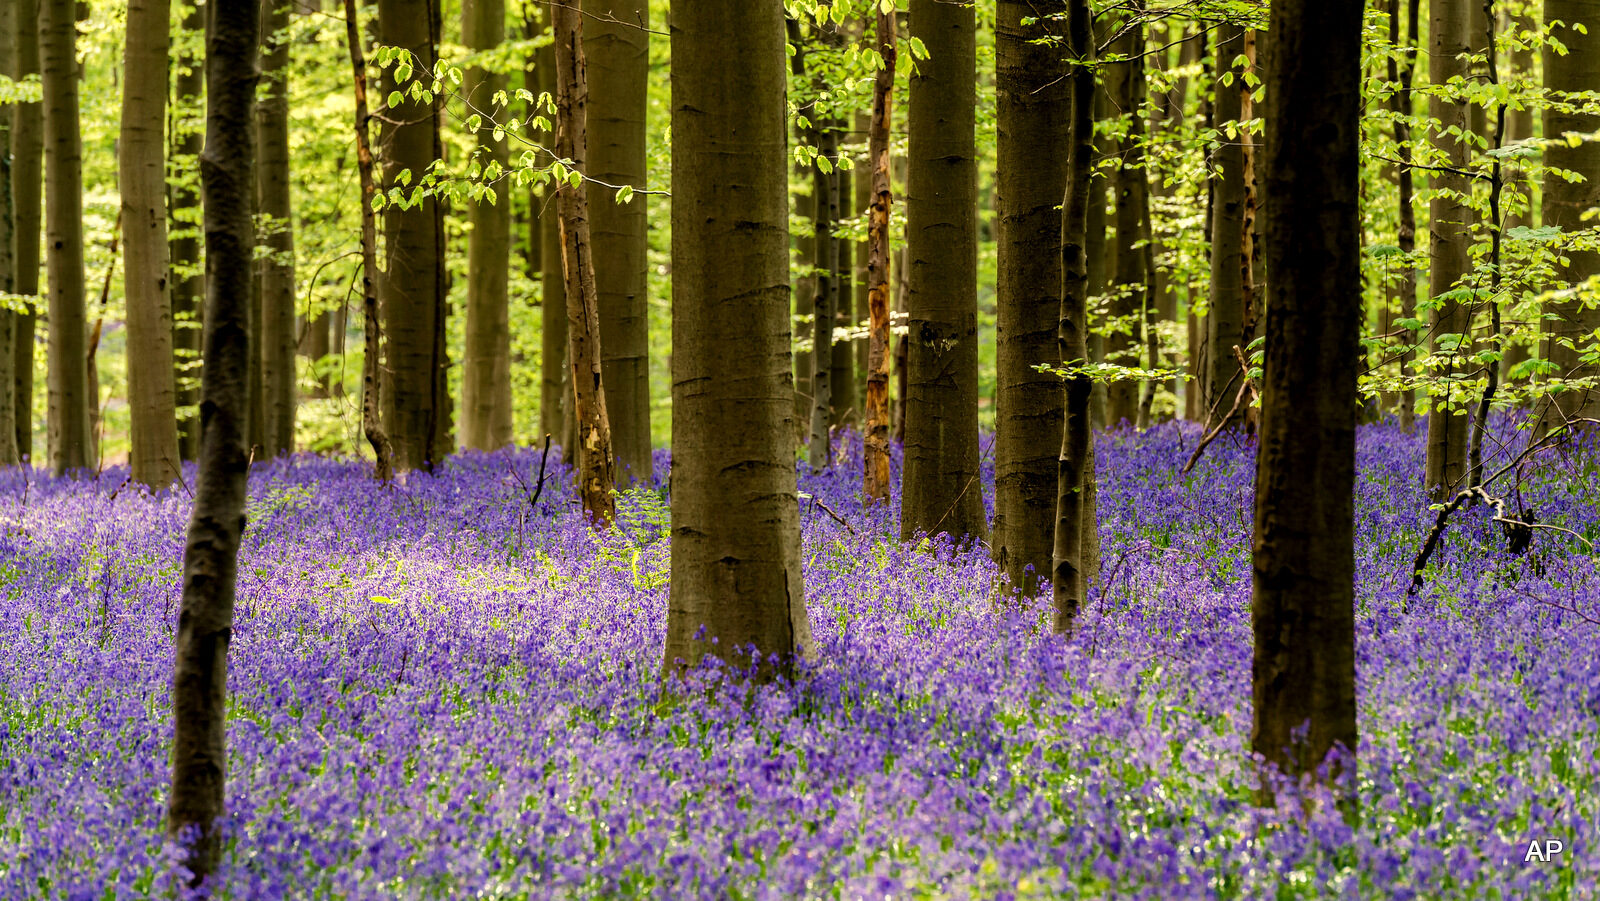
461, 0, 513, 451
1426, 0, 1472, 499
167, 0, 257, 883
587, 1, 651, 481
663, 0, 813, 678
257, 0, 297, 456
901, 0, 986, 543
994, 0, 1068, 597
40, 0, 89, 474
121, 0, 181, 487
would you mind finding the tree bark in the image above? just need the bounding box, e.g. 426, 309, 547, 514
538, 7, 565, 443
345, 0, 393, 480
853, 110, 871, 419
808, 14, 839, 471
1389, 0, 1421, 433
378, 0, 448, 472
1205, 22, 1248, 425
1498, 9, 1535, 389
257, 0, 296, 457
1426, 0, 1472, 500
901, 0, 986, 543
1252, 0, 1361, 800
167, 0, 257, 883
461, 0, 513, 451
172, 1, 204, 459
863, 6, 896, 505
121, 0, 180, 487
0, 0, 19, 466
994, 0, 1067, 597
40, 0, 89, 474
553, 0, 617, 524
1105, 14, 1147, 428
587, 0, 651, 481
1537, 0, 1600, 431
1052, 0, 1096, 633
8, 0, 40, 462
831, 163, 854, 429
663, 0, 813, 678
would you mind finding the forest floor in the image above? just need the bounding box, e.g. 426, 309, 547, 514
2, 422, 1598, 898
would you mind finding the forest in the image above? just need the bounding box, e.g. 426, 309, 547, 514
2, 0, 1599, 896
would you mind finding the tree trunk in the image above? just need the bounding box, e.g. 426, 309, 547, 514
257, 0, 296, 457
853, 116, 871, 422
1086, 79, 1109, 430
40, 0, 89, 474
172, 1, 204, 459
994, 0, 1067, 597
167, 0, 257, 883
378, 0, 448, 472
1252, 0, 1360, 800
553, 0, 617, 524
809, 23, 839, 471
902, 0, 986, 543
1498, 9, 1535, 389
863, 6, 896, 505
663, 0, 813, 678
831, 163, 854, 429
538, 7, 565, 444
1205, 22, 1247, 425
461, 0, 513, 451
0, 0, 19, 466
1389, 0, 1421, 433
587, 1, 651, 482
121, 0, 180, 487
1105, 14, 1146, 428
345, 0, 393, 480
1537, 0, 1600, 432
1426, 0, 1472, 500
1052, 0, 1096, 633
9, 0, 40, 462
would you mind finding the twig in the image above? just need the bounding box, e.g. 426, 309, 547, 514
802, 493, 857, 537
509, 434, 555, 514
1182, 346, 1257, 474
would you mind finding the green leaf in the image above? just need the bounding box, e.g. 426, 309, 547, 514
386, 90, 403, 109
909, 36, 929, 60
616, 184, 635, 204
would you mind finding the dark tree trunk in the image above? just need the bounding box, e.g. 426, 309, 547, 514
863, 7, 896, 504
902, 0, 986, 542
1252, 0, 1361, 800
994, 0, 1068, 597
809, 14, 840, 471
0, 0, 18, 465
1389, 0, 1421, 433
8, 0, 41, 462
257, 0, 296, 457
538, 2, 565, 443
344, 0, 393, 480
172, 2, 204, 459
663, 0, 813, 677
41, 0, 90, 474
1052, 0, 1096, 633
1205, 22, 1248, 425
167, 0, 258, 884
1105, 14, 1147, 428
1426, 0, 1472, 498
587, 1, 651, 482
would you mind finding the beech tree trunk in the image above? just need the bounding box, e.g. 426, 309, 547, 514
1205, 22, 1248, 424
167, 0, 257, 883
40, 0, 89, 474
1426, 0, 1472, 499
1105, 15, 1146, 429
172, 2, 204, 460
1252, 0, 1360, 798
835, 162, 858, 428
0, 0, 18, 466
994, 0, 1067, 597
378, 0, 448, 472
553, 0, 617, 524
587, 1, 651, 481
1389, 0, 1421, 433
461, 0, 513, 450
538, 7, 565, 443
8, 0, 40, 462
809, 25, 839, 472
121, 0, 180, 487
1537, 0, 1600, 431
1052, 0, 1096, 633
345, 0, 393, 480
663, 0, 813, 678
257, 0, 296, 457
1499, 9, 1535, 389
862, 5, 896, 505
854, 110, 871, 416
902, 0, 986, 543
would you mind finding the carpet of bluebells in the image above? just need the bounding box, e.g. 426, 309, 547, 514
3, 420, 1599, 899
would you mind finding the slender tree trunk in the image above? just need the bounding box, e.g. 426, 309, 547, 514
1105, 14, 1146, 428
461, 0, 513, 450
172, 2, 204, 459
257, 0, 296, 457
902, 0, 986, 542
994, 0, 1067, 597
663, 0, 813, 677
538, 6, 565, 443
854, 111, 871, 417
1147, 29, 1197, 425
809, 18, 839, 471
1205, 22, 1247, 425
789, 19, 815, 447
1499, 9, 1535, 389
1426, 0, 1472, 499
0, 0, 18, 466
345, 0, 392, 480
1537, 0, 1600, 432
378, 0, 448, 472
40, 0, 89, 474
863, 6, 896, 505
553, 0, 617, 524
121, 0, 180, 487
1086, 78, 1109, 430
587, 0, 650, 481
831, 163, 854, 429
1252, 0, 1360, 801
1052, 0, 1095, 633
167, 0, 257, 883
1390, 0, 1421, 433
9, 0, 40, 462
